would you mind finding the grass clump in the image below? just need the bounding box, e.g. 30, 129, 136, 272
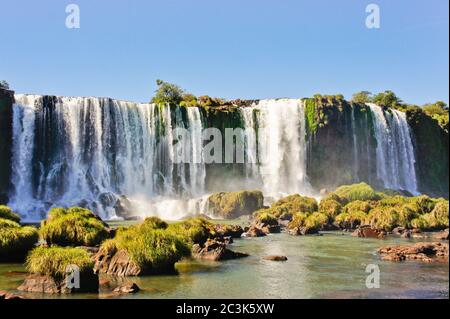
333, 183, 382, 204
0, 219, 39, 262
411, 200, 449, 231
167, 218, 214, 245
207, 190, 264, 219
318, 198, 342, 218
335, 211, 367, 229
100, 221, 191, 273
0, 205, 21, 223
40, 207, 110, 247
365, 207, 402, 232
287, 212, 329, 233
262, 194, 319, 221
26, 246, 93, 279
253, 212, 278, 225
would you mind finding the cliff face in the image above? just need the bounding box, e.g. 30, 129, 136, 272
0, 88, 13, 204
406, 108, 449, 197
306, 98, 449, 198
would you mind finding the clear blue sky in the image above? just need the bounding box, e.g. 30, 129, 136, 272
0, 0, 448, 104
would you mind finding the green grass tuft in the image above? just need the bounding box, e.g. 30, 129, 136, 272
0, 219, 39, 261
0, 205, 21, 223
40, 207, 110, 247
26, 246, 93, 278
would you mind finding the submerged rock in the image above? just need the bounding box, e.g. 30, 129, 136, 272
113, 283, 140, 294
434, 229, 449, 241
378, 242, 449, 263
352, 225, 386, 239
191, 239, 249, 261
264, 256, 288, 262
243, 225, 266, 237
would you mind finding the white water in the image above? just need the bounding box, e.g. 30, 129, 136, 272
9, 95, 208, 221
367, 103, 418, 194
241, 99, 312, 198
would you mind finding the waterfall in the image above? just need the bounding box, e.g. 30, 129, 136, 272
241, 99, 312, 197
9, 95, 208, 221
367, 103, 418, 194
351, 106, 359, 180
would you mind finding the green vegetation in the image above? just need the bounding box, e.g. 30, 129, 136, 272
318, 198, 342, 218
167, 218, 214, 245
287, 212, 329, 233
253, 212, 278, 225
0, 205, 20, 223
0, 218, 38, 261
207, 190, 264, 219
335, 211, 367, 229
422, 101, 449, 132
40, 207, 110, 247
333, 183, 382, 204
26, 246, 93, 278
255, 194, 318, 221
100, 218, 191, 273
351, 91, 372, 104
151, 79, 184, 105
372, 90, 403, 109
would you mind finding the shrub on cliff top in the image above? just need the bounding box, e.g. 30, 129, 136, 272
100, 224, 190, 273
333, 183, 382, 204
40, 207, 110, 247
26, 247, 93, 278
0, 219, 39, 261
0, 205, 21, 223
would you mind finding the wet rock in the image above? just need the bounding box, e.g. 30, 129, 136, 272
17, 272, 99, 294
352, 225, 386, 239
113, 283, 140, 294
264, 256, 288, 262
434, 229, 449, 241
113, 195, 141, 220
207, 190, 264, 219
94, 249, 142, 277
192, 239, 249, 261
0, 290, 25, 299
243, 225, 266, 237
213, 224, 244, 239
287, 226, 318, 236
378, 242, 449, 263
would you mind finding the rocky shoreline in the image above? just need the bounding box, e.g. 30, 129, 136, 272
0, 183, 448, 298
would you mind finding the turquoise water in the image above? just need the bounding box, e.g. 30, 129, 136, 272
0, 232, 448, 299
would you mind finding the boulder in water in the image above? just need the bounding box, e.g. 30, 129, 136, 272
207, 190, 264, 219
378, 242, 449, 262
191, 239, 249, 261
264, 256, 288, 262
352, 225, 386, 239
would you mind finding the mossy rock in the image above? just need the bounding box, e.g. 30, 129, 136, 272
0, 218, 39, 262
342, 200, 373, 215
253, 212, 278, 226
260, 194, 319, 220
335, 211, 367, 230
97, 219, 191, 275
0, 205, 20, 223
40, 207, 110, 247
333, 183, 382, 204
287, 212, 329, 235
20, 246, 98, 294
207, 190, 264, 219
318, 198, 342, 218
411, 200, 449, 231
167, 218, 214, 245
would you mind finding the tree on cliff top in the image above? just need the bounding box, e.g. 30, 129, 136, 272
0, 80, 9, 90
351, 91, 372, 104
151, 79, 184, 105
372, 90, 403, 108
